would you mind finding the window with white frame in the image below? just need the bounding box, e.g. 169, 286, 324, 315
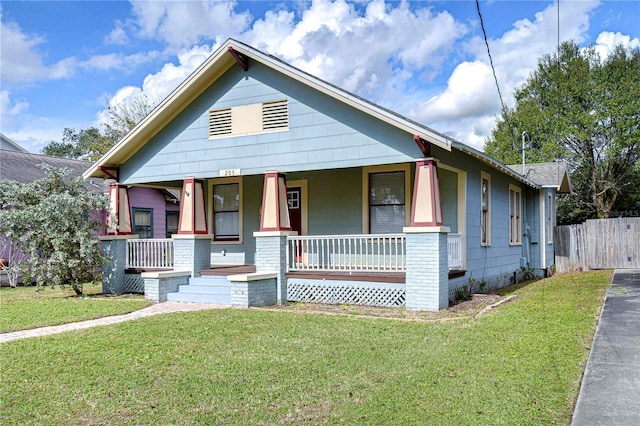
480, 171, 491, 246
368, 171, 406, 234
212, 181, 241, 241
547, 192, 553, 244
509, 185, 522, 245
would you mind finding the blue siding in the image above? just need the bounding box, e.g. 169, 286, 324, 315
439, 168, 458, 232
120, 62, 419, 184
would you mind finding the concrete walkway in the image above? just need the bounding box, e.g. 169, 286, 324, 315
572, 269, 640, 425
0, 302, 227, 343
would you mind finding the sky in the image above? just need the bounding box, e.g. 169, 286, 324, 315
1, 0, 639, 154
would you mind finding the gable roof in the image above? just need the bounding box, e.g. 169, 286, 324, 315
507, 162, 572, 193
83, 39, 541, 190
0, 133, 28, 152
84, 39, 456, 180
0, 149, 103, 192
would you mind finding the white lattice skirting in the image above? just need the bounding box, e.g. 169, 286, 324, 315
124, 274, 145, 294
287, 279, 405, 307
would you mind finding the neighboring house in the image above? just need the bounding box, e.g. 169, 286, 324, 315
0, 148, 179, 286
85, 39, 571, 310
0, 133, 28, 152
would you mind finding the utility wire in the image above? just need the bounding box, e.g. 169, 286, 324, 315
475, 0, 508, 115
475, 0, 517, 152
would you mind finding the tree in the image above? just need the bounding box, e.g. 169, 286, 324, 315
102, 91, 161, 142
0, 166, 108, 295
42, 127, 115, 162
485, 41, 640, 224
42, 91, 160, 161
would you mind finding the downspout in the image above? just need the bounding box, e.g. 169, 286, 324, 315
539, 189, 546, 270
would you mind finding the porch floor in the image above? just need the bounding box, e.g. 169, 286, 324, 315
200, 265, 257, 276
200, 265, 465, 281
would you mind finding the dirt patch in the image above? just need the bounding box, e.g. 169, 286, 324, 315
258, 293, 512, 322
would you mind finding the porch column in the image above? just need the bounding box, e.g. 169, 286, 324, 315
178, 177, 208, 234
404, 227, 450, 310
255, 171, 296, 304
410, 158, 444, 227
99, 235, 135, 294
260, 171, 291, 232
405, 157, 448, 310
101, 184, 134, 294
174, 177, 212, 277
106, 184, 133, 235
253, 231, 296, 305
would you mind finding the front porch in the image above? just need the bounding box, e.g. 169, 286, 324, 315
101, 156, 461, 311
112, 231, 464, 308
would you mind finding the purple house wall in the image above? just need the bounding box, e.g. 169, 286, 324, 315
128, 187, 180, 239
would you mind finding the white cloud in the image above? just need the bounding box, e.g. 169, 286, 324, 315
0, 90, 29, 130
105, 21, 129, 45
593, 31, 640, 59
94, 44, 214, 127
0, 18, 77, 83
410, 0, 601, 150
244, 0, 467, 99
130, 0, 252, 49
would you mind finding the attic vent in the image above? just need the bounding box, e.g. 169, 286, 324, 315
208, 100, 289, 139
262, 100, 288, 130
209, 108, 232, 137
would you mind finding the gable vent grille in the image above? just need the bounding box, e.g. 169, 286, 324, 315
209, 108, 232, 137
262, 100, 288, 130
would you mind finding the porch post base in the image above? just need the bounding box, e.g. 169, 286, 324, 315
404, 227, 450, 311
99, 235, 134, 294
254, 231, 296, 305
172, 234, 213, 277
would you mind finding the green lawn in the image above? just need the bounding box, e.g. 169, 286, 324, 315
0, 271, 609, 425
0, 284, 152, 333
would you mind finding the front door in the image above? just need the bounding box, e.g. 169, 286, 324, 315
287, 187, 302, 235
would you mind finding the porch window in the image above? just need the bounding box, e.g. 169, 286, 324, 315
509, 185, 522, 245
480, 171, 491, 246
213, 182, 240, 241
166, 211, 179, 238
369, 171, 406, 234
132, 208, 153, 239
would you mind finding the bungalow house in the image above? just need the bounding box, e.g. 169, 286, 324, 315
84, 39, 570, 311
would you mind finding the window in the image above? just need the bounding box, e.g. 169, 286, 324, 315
509, 185, 522, 245
166, 211, 179, 238
369, 171, 406, 234
212, 181, 241, 241
132, 208, 153, 239
209, 100, 288, 138
547, 192, 553, 244
480, 171, 491, 246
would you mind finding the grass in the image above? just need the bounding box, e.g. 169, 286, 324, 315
0, 270, 610, 425
0, 283, 152, 333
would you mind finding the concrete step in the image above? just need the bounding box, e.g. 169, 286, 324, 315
166, 292, 231, 304
166, 276, 232, 304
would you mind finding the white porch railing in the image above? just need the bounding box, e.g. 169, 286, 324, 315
287, 234, 406, 273
126, 239, 174, 269
447, 233, 463, 271
287, 233, 464, 273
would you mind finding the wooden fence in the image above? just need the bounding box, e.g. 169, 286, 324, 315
554, 218, 640, 273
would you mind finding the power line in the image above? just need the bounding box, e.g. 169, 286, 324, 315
475, 0, 507, 115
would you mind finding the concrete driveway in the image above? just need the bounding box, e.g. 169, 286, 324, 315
572, 269, 640, 425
